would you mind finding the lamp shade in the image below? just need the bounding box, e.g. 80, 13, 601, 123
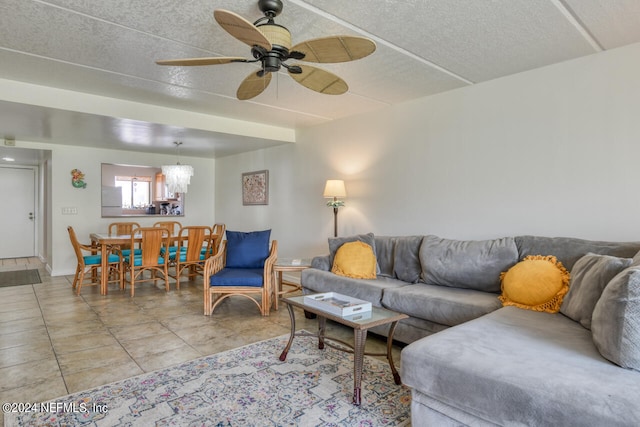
323, 180, 346, 198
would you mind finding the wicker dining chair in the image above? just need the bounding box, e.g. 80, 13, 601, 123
108, 221, 141, 256
68, 226, 121, 295
154, 220, 182, 255
170, 225, 214, 288
122, 227, 171, 297
108, 221, 140, 235
153, 220, 181, 235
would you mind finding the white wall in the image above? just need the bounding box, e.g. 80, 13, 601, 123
215, 41, 640, 259
19, 141, 215, 275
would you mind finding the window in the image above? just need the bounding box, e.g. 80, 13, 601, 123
115, 176, 151, 209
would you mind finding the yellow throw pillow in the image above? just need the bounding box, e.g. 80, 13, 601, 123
331, 241, 377, 279
499, 255, 570, 313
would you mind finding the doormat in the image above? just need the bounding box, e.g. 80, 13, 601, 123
0, 269, 41, 287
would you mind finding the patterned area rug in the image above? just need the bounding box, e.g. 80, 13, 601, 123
0, 269, 41, 287
5, 333, 411, 426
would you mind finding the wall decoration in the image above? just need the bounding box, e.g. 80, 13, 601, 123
242, 170, 269, 205
71, 169, 87, 189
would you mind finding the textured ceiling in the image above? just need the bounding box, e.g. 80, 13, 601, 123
0, 0, 639, 158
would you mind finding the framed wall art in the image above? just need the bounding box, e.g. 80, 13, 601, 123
242, 170, 269, 205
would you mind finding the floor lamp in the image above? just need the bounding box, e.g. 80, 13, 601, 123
324, 180, 346, 237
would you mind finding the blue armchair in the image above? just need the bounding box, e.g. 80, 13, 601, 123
203, 230, 277, 316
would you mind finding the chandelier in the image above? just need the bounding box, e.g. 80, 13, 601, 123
161, 141, 194, 194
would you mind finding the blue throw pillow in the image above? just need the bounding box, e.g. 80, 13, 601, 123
225, 230, 271, 268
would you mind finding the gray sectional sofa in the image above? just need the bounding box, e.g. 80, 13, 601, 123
300, 233, 640, 426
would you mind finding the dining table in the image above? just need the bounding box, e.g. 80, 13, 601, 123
90, 230, 222, 295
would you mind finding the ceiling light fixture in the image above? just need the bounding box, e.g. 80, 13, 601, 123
2, 157, 15, 162
161, 141, 194, 194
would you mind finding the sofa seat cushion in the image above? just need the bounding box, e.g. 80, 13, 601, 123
401, 307, 640, 426
382, 284, 502, 327
301, 268, 409, 307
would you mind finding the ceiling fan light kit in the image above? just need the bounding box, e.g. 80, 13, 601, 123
156, 0, 376, 100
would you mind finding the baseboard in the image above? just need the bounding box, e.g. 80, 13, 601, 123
38, 254, 54, 276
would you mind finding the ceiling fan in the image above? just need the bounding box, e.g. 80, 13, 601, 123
156, 0, 376, 100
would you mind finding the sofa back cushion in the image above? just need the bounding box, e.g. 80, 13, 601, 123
373, 236, 423, 282
374, 236, 396, 277
591, 267, 640, 371
420, 235, 518, 292
560, 253, 632, 329
515, 235, 640, 271
393, 236, 424, 283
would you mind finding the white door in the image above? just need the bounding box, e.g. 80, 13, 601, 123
0, 166, 36, 258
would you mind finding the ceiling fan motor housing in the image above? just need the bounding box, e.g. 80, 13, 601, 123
257, 23, 291, 72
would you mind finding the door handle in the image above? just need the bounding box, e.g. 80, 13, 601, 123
28, 212, 34, 220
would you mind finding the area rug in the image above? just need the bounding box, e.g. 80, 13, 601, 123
5, 333, 411, 426
0, 269, 41, 287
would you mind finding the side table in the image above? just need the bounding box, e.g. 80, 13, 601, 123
272, 258, 312, 310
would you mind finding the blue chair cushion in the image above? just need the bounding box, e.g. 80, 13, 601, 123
209, 268, 264, 287
225, 230, 271, 268
120, 248, 142, 256
162, 247, 185, 258
125, 255, 166, 267
84, 254, 120, 265
176, 252, 206, 262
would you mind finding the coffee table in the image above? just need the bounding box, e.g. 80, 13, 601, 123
279, 294, 408, 405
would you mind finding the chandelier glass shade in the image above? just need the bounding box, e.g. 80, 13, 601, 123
161, 141, 193, 193
161, 164, 194, 193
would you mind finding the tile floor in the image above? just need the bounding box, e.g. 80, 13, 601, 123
0, 258, 403, 426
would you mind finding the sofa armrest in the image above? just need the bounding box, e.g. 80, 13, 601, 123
311, 255, 331, 271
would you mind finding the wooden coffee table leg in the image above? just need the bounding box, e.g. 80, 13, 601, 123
318, 316, 326, 350
353, 328, 368, 406
387, 320, 402, 385
279, 303, 296, 361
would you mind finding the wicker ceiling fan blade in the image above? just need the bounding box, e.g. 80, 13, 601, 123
290, 36, 376, 63
237, 71, 272, 100
156, 57, 247, 66
214, 9, 272, 51
289, 65, 348, 95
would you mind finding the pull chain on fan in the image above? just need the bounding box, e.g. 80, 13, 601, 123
156, 0, 376, 100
